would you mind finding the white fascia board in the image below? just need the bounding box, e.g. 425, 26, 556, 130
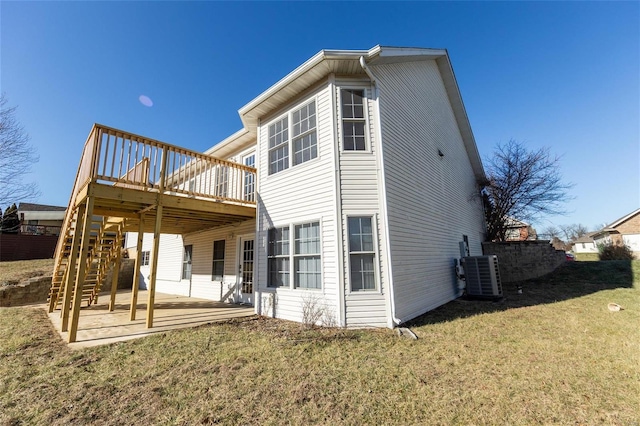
371, 46, 447, 62
204, 128, 255, 159
435, 54, 487, 182
238, 49, 368, 118
238, 48, 374, 132
608, 208, 640, 228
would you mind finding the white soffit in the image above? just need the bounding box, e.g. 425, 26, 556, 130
224, 45, 485, 181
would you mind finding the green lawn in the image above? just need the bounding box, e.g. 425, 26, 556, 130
574, 252, 600, 261
1, 261, 638, 425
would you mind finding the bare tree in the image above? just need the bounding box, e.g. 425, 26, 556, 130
540, 225, 561, 240
539, 223, 589, 251
482, 140, 573, 241
0, 94, 40, 206
559, 223, 589, 243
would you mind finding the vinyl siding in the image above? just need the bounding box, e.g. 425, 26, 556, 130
125, 145, 257, 300
183, 219, 256, 301
371, 59, 486, 323
256, 82, 339, 325
335, 80, 389, 328
127, 232, 186, 295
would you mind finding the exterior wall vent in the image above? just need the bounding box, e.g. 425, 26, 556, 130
461, 255, 502, 298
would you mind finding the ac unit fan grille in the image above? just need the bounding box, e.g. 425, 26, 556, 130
462, 255, 502, 297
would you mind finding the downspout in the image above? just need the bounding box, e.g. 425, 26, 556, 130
329, 74, 347, 327
359, 56, 402, 327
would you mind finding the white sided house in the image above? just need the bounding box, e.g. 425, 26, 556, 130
126, 46, 487, 328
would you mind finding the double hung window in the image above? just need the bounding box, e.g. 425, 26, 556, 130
340, 89, 367, 151
182, 245, 193, 280
141, 251, 150, 266
214, 166, 228, 198
243, 153, 255, 202
212, 240, 225, 281
293, 222, 321, 289
348, 217, 376, 291
268, 221, 321, 289
268, 227, 290, 287
268, 100, 317, 175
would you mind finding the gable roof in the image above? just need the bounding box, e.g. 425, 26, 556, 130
229, 45, 485, 181
607, 208, 640, 229
505, 217, 529, 228
574, 232, 596, 243
18, 203, 66, 212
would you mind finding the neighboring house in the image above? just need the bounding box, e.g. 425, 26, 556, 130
591, 208, 640, 255
18, 203, 66, 236
126, 45, 487, 328
504, 218, 535, 241
572, 232, 598, 254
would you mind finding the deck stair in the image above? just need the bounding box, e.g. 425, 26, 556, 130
48, 214, 122, 311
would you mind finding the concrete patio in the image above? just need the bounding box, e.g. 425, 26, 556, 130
45, 290, 255, 349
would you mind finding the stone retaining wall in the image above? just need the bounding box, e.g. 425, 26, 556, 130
0, 276, 52, 307
0, 259, 136, 307
482, 240, 566, 283
101, 259, 136, 292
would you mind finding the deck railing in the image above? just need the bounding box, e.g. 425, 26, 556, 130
75, 124, 257, 205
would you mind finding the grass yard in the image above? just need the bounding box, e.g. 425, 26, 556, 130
1, 261, 639, 425
575, 252, 600, 261
0, 258, 54, 285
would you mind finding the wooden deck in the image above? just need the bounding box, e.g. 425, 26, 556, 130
50, 124, 257, 343
45, 291, 255, 349
68, 123, 257, 235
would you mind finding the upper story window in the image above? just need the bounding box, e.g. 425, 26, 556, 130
340, 89, 366, 151
268, 100, 317, 175
213, 166, 228, 198
243, 153, 255, 202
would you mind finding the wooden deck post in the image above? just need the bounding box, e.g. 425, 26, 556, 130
60, 204, 86, 332
146, 204, 163, 328
130, 214, 145, 320
108, 225, 123, 312
68, 197, 95, 343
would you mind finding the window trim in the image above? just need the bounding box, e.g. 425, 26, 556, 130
346, 214, 380, 293
266, 97, 319, 176
293, 221, 322, 290
213, 165, 229, 198
267, 219, 323, 291
182, 245, 193, 280
141, 250, 150, 267
338, 86, 372, 153
212, 239, 225, 282
242, 151, 256, 202
267, 225, 291, 288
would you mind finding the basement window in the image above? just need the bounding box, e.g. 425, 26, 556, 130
141, 251, 150, 266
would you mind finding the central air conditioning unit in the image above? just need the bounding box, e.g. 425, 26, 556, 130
461, 255, 502, 298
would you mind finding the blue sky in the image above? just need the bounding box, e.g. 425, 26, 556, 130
2, 1, 638, 232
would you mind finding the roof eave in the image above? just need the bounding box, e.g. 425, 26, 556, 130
238, 48, 371, 130
607, 207, 640, 228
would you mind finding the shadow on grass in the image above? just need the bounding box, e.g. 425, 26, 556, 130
406, 260, 638, 327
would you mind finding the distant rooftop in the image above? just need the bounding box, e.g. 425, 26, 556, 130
18, 202, 66, 212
